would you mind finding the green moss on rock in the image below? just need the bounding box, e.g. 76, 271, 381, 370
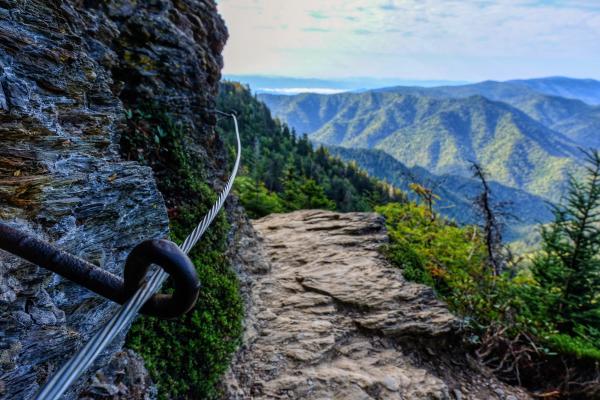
121, 105, 243, 399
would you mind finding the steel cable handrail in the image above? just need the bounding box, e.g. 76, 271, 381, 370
34, 112, 241, 400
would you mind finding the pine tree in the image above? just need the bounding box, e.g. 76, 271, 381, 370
299, 179, 335, 210
532, 149, 600, 338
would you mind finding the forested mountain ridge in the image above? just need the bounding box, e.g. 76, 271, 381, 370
327, 146, 553, 241
260, 77, 600, 136
217, 80, 555, 241
373, 80, 600, 148
216, 82, 404, 217
261, 90, 581, 201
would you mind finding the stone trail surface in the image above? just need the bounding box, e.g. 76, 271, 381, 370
224, 210, 530, 400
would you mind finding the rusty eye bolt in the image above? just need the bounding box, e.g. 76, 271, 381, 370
0, 222, 200, 319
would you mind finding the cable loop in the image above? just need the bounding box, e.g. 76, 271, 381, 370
124, 239, 200, 318
0, 227, 199, 319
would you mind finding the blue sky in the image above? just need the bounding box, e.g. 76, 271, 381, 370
216, 0, 600, 81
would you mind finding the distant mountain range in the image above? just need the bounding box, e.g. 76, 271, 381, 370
259, 77, 600, 202
224, 75, 468, 94
374, 78, 600, 147
509, 77, 600, 105
375, 77, 600, 105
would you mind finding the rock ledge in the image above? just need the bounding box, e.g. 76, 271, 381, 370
224, 210, 530, 400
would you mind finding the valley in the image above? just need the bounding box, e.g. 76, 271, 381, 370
327, 146, 552, 242
258, 78, 600, 230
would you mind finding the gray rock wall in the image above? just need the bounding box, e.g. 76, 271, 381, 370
0, 1, 227, 398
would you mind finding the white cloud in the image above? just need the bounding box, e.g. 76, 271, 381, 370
216, 0, 600, 80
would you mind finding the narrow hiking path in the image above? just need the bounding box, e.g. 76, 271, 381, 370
224, 210, 530, 400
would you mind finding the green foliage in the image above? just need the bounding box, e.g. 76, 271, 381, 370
216, 82, 404, 218
328, 145, 554, 243
380, 154, 600, 392
377, 202, 500, 319
234, 176, 284, 218
529, 149, 600, 353
281, 178, 335, 211
120, 105, 243, 399
546, 334, 600, 360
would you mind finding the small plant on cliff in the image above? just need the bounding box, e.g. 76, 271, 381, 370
376, 202, 498, 318
470, 162, 511, 276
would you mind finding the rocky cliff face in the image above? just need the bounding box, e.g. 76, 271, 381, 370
224, 210, 530, 400
0, 1, 227, 399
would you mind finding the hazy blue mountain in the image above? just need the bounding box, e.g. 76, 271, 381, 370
328, 146, 553, 241
509, 77, 600, 105
374, 80, 538, 101
260, 91, 581, 201
225, 74, 468, 94
376, 77, 600, 106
